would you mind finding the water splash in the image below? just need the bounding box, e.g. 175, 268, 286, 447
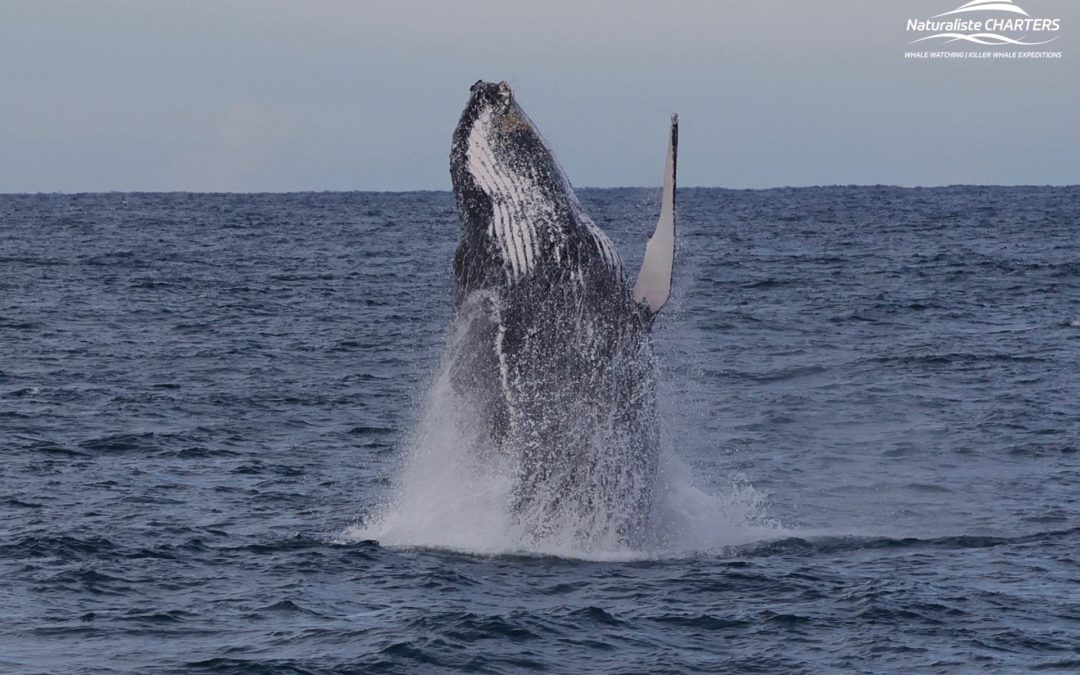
346, 319, 782, 559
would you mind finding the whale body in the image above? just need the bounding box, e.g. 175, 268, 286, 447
447, 80, 677, 546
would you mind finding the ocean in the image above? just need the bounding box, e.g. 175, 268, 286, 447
2, 186, 1079, 673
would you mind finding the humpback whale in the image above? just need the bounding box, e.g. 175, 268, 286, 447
448, 80, 677, 546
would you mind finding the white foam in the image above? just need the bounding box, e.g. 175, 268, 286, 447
646, 458, 785, 554
343, 322, 784, 561
343, 360, 524, 556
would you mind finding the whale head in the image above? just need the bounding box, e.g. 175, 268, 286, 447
450, 80, 575, 230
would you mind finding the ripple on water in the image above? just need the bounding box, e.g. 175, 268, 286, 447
1, 188, 1079, 672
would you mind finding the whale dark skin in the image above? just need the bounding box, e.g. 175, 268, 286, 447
447, 80, 676, 545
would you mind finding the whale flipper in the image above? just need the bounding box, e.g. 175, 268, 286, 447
633, 114, 679, 317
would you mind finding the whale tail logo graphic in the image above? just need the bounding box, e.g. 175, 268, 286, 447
910, 32, 1055, 46
933, 0, 1030, 18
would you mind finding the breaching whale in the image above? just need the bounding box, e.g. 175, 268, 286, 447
448, 80, 677, 546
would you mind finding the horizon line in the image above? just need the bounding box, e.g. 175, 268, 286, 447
3, 182, 1079, 196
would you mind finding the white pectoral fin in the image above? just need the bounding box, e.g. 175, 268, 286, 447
633, 113, 678, 317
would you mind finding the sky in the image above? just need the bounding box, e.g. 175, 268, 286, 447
1, 0, 1078, 192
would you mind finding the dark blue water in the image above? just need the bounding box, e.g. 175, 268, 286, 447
3, 187, 1079, 673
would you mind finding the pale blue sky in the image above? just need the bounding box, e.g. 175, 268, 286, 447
1, 0, 1077, 192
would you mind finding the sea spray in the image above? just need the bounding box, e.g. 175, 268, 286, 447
350, 81, 780, 556
350, 312, 781, 558
353, 316, 523, 555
